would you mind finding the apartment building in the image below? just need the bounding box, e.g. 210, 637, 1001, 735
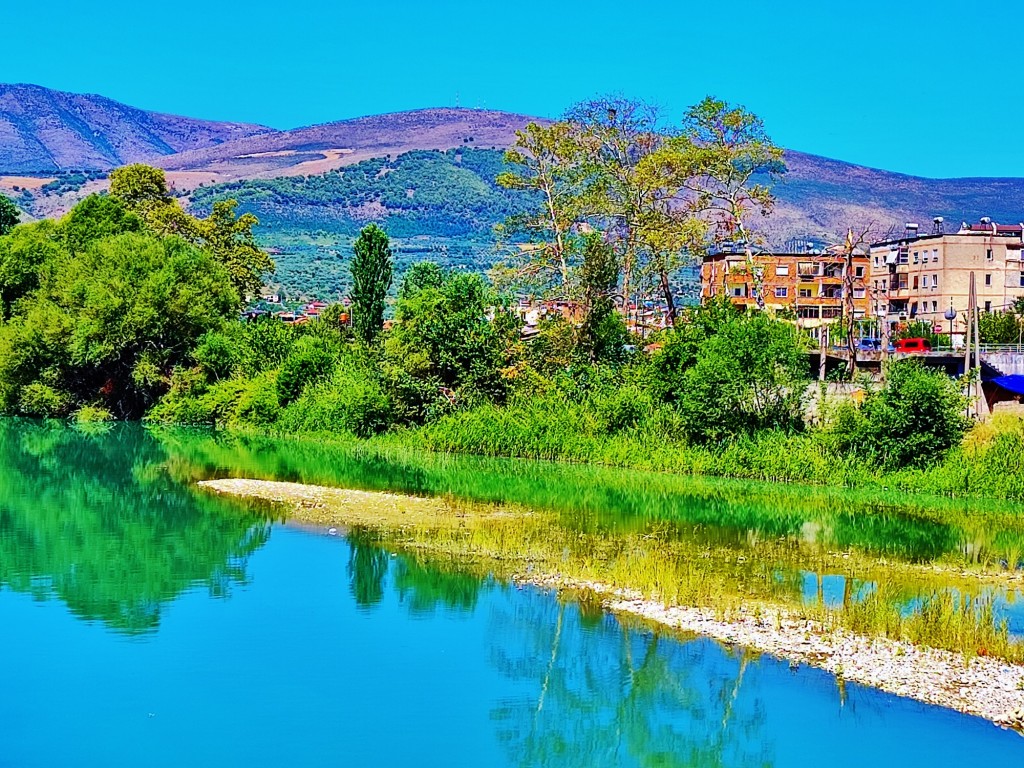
700, 249, 872, 328
868, 220, 1024, 332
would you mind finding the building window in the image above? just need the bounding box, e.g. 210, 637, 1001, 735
730, 286, 744, 297
881, 279, 888, 290
984, 300, 992, 312
912, 275, 919, 289
987, 248, 994, 261
922, 275, 929, 288
821, 307, 842, 319
775, 287, 788, 298
797, 306, 819, 319
913, 251, 919, 263
898, 276, 908, 290
985, 273, 992, 286
853, 288, 866, 298
932, 249, 939, 263
932, 274, 938, 287
910, 301, 918, 316
1020, 271, 1024, 288
855, 265, 865, 277
775, 264, 789, 276
932, 301, 938, 312
798, 288, 812, 298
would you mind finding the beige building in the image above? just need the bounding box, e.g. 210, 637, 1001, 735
869, 220, 1024, 335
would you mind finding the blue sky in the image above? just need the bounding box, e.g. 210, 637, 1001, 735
3, 0, 1018, 177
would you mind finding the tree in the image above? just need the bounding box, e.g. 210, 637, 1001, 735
110, 165, 273, 298
673, 312, 810, 443
852, 360, 968, 470
0, 194, 20, 236
193, 200, 275, 299
387, 268, 512, 400
109, 164, 172, 214
350, 224, 393, 345
676, 97, 785, 308
0, 232, 238, 419
578, 233, 627, 363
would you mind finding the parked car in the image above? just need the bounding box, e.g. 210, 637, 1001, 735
856, 337, 894, 352
894, 337, 932, 353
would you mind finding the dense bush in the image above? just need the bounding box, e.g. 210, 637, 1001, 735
849, 360, 969, 470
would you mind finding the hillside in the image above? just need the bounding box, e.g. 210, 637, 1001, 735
187, 147, 534, 298
766, 152, 1024, 243
0, 84, 272, 173
157, 107, 543, 180
5, 85, 1024, 298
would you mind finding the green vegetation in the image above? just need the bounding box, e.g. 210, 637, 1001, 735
187, 148, 535, 299
350, 224, 393, 345
0, 419, 270, 633
0, 166, 273, 419
0, 193, 18, 236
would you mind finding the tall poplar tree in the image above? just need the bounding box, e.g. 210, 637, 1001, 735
350, 224, 393, 345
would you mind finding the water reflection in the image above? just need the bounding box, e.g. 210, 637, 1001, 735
149, 426, 1024, 568
0, 420, 271, 633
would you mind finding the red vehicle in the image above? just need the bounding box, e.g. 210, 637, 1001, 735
894, 337, 932, 353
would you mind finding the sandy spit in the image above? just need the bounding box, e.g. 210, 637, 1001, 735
200, 477, 1024, 731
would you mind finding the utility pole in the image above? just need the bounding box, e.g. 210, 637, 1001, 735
819, 326, 828, 381
973, 277, 983, 418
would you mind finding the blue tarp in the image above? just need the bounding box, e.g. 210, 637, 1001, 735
990, 375, 1024, 396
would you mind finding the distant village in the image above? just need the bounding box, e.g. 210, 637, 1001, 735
250, 217, 1024, 413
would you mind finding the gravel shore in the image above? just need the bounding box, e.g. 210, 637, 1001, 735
201, 477, 1024, 731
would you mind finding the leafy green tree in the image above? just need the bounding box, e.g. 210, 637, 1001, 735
110, 165, 273, 298
350, 224, 393, 345
578, 233, 627, 363
978, 310, 1023, 344
0, 194, 20, 236
0, 233, 238, 418
58, 194, 143, 253
109, 163, 173, 213
387, 267, 513, 402
852, 360, 969, 470
194, 200, 275, 299
496, 122, 590, 293
674, 313, 809, 443
0, 220, 62, 319
398, 261, 445, 300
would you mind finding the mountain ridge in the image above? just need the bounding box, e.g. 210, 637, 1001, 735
5, 83, 1024, 255
0, 83, 273, 173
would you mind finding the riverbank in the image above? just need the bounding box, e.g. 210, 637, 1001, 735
200, 477, 1024, 730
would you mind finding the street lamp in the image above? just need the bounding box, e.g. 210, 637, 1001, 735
944, 302, 957, 342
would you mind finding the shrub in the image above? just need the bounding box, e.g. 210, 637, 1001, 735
276, 337, 335, 406
854, 360, 969, 470
236, 371, 281, 426
19, 383, 71, 417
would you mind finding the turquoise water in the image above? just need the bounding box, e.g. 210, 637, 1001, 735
1, 421, 1023, 765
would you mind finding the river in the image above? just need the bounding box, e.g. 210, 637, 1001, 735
0, 420, 1021, 765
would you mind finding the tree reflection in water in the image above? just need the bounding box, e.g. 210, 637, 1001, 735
489, 594, 773, 768
0, 420, 271, 634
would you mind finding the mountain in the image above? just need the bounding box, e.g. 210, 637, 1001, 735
156, 107, 544, 180
0, 84, 272, 173
764, 152, 1024, 245
6, 84, 1024, 298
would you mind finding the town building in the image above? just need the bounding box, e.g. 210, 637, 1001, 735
700, 248, 872, 330
868, 219, 1024, 334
